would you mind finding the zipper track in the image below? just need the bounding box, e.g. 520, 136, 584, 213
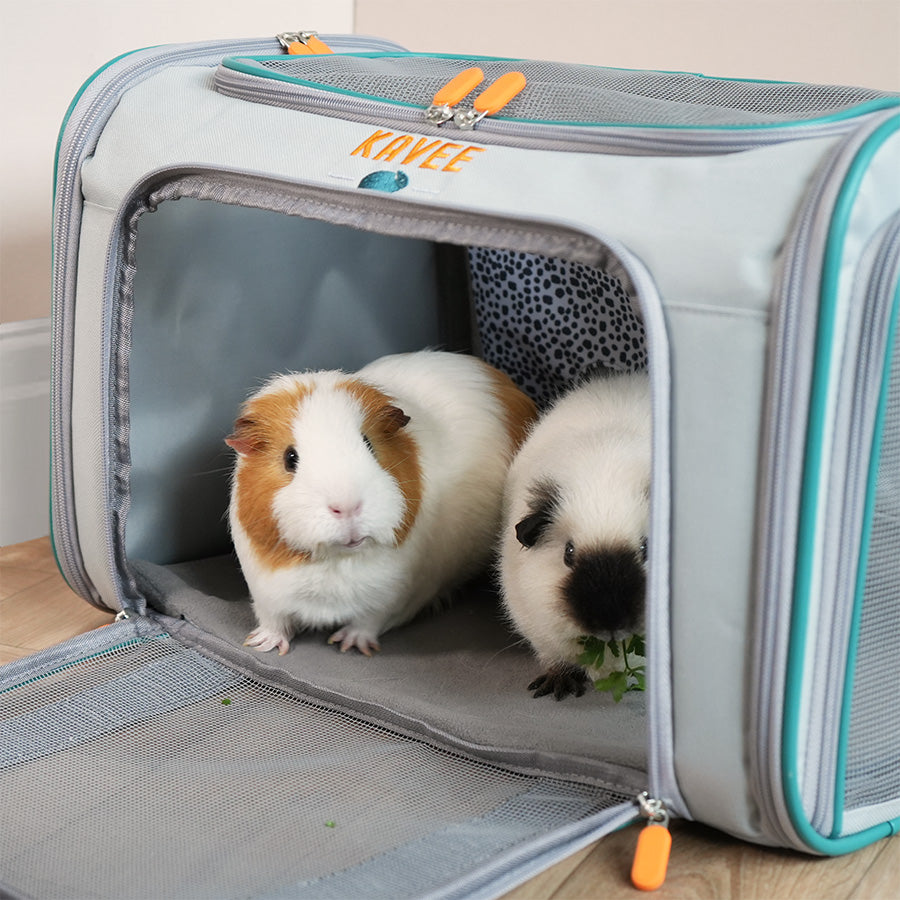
213, 64, 897, 157
751, 109, 900, 851
50, 35, 406, 605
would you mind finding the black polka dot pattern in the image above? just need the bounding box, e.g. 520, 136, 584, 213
469, 248, 648, 407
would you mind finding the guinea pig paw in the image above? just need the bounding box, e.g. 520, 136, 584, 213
328, 626, 381, 657
528, 664, 589, 701
243, 628, 291, 656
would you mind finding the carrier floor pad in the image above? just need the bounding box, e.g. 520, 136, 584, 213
132, 556, 647, 789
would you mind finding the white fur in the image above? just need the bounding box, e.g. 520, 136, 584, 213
499, 372, 651, 671
230, 350, 528, 655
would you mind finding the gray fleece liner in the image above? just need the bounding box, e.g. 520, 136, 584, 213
131, 555, 647, 786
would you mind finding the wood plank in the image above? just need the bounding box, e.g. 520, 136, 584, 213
0, 567, 114, 651
553, 821, 896, 900
0, 535, 63, 574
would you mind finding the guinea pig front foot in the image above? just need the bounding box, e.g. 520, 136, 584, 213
528, 663, 590, 700
328, 625, 381, 657
244, 628, 291, 656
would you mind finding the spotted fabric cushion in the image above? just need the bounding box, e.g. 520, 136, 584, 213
469, 248, 647, 407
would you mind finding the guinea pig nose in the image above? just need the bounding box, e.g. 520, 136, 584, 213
328, 501, 363, 519
564, 547, 646, 635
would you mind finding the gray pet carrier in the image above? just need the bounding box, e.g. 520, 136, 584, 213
2, 30, 899, 899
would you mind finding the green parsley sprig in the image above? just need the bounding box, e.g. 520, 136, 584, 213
577, 633, 646, 702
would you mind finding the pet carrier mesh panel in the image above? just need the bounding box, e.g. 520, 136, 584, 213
0, 620, 634, 900
841, 269, 900, 831
224, 55, 891, 126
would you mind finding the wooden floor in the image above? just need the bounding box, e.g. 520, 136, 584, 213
1, 536, 898, 899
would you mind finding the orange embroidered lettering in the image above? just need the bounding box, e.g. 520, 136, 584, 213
421, 142, 462, 171
351, 130, 394, 158
374, 135, 415, 162
401, 138, 443, 165
351, 130, 487, 174
443, 145, 486, 173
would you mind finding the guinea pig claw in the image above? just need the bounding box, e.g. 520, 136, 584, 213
244, 629, 291, 656
329, 627, 381, 656
529, 664, 589, 700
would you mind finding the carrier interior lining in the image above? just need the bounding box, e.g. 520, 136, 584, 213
120, 188, 651, 782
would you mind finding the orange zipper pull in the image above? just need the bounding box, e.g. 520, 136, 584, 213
426, 67, 485, 124
631, 793, 672, 891
454, 71, 526, 129
278, 31, 334, 55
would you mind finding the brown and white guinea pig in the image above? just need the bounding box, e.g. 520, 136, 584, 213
226, 349, 536, 657
499, 370, 651, 699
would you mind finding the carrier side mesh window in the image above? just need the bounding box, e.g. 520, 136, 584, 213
843, 306, 900, 825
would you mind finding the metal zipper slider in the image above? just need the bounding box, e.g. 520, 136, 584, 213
426, 67, 485, 125
277, 31, 334, 55
631, 792, 672, 891
454, 71, 526, 129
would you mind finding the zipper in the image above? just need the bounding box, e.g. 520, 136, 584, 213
426, 66, 485, 124
277, 30, 334, 55
631, 792, 672, 891
751, 109, 900, 851
51, 33, 407, 606
453, 71, 527, 129
213, 59, 899, 157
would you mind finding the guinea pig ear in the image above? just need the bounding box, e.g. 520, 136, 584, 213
515, 510, 553, 548
515, 480, 561, 548
378, 404, 411, 436
225, 416, 264, 457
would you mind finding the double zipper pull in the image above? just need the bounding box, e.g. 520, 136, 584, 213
426, 67, 485, 124
455, 71, 526, 129
278, 31, 334, 55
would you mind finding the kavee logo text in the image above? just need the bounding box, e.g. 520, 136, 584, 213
351, 130, 486, 173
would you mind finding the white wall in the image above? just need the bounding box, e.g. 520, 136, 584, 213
357, 0, 900, 90
0, 0, 353, 325
0, 1, 352, 544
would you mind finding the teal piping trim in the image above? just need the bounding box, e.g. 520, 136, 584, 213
784, 114, 900, 855
222, 55, 422, 110
832, 248, 900, 839
221, 53, 900, 132
53, 46, 156, 195
0, 633, 170, 698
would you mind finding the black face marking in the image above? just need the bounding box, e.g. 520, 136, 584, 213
515, 480, 561, 548
564, 546, 645, 635
283, 445, 299, 473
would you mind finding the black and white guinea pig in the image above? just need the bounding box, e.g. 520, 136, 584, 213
499, 371, 651, 699
226, 350, 536, 657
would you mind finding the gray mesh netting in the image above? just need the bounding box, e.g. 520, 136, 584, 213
247, 55, 895, 127
0, 626, 630, 899
843, 313, 900, 825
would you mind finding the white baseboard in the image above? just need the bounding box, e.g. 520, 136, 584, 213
0, 318, 51, 546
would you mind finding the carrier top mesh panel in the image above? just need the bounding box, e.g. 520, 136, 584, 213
236, 55, 897, 127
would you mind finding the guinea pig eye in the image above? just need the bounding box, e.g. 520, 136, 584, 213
283, 446, 299, 473
639, 537, 648, 562
564, 541, 576, 568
